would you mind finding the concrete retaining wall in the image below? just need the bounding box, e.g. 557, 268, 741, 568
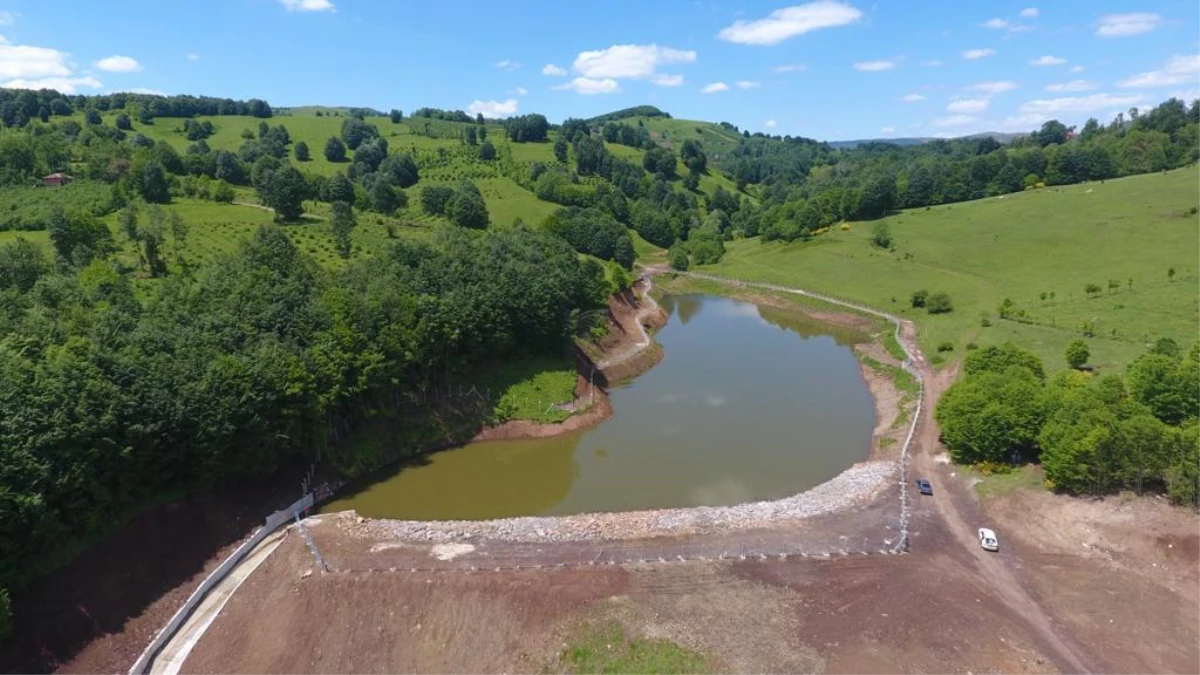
128, 493, 314, 675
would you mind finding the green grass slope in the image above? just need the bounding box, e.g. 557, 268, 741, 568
706, 167, 1200, 371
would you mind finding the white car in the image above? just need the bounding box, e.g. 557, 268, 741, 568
978, 527, 999, 552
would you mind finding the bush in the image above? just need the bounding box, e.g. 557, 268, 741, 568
668, 243, 689, 271
980, 317, 992, 327
213, 181, 235, 204
870, 221, 893, 249
937, 341, 954, 353
966, 342, 978, 350
911, 289, 928, 308
926, 292, 953, 314
1065, 339, 1090, 369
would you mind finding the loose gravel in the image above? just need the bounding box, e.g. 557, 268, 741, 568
339, 460, 897, 543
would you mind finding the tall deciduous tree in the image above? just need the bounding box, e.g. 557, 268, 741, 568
323, 136, 347, 162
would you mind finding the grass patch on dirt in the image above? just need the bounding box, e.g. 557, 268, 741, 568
971, 463, 1046, 500
454, 354, 578, 424
556, 620, 713, 675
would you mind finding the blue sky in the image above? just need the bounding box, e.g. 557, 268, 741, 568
2, 0, 1198, 140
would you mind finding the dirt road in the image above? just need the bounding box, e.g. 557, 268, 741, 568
903, 324, 1096, 673
595, 273, 660, 371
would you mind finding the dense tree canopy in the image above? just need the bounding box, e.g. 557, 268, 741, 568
937, 342, 1198, 501
0, 222, 605, 599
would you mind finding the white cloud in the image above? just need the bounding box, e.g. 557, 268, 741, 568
735, 80, 761, 89
1045, 80, 1096, 93
509, 86, 528, 96
1000, 113, 1048, 129
572, 44, 695, 87
278, 0, 335, 11
947, 98, 989, 113
0, 44, 71, 79
118, 87, 167, 96
932, 114, 978, 127
1029, 55, 1066, 66
0, 11, 18, 26
3, 75, 101, 94
186, 53, 200, 62
553, 76, 620, 94
94, 55, 142, 73
716, 1, 862, 45
764, 119, 777, 128
902, 93, 926, 102
773, 64, 807, 73
701, 81, 729, 93
922, 59, 943, 67
494, 59, 520, 71
466, 98, 519, 118
854, 60, 895, 71
962, 48, 996, 60
1020, 92, 1143, 115
1019, 8, 1038, 18
967, 80, 1017, 94
983, 18, 1009, 29
542, 63, 568, 76
1070, 65, 1085, 73
1096, 12, 1161, 37
1118, 54, 1200, 88
880, 126, 895, 133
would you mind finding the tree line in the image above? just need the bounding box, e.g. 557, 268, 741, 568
718, 98, 1199, 243
936, 341, 1199, 504
0, 88, 271, 129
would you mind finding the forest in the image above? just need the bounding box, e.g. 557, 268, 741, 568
0, 221, 607, 612
936, 341, 1199, 505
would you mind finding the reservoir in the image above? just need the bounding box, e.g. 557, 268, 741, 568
323, 294, 877, 520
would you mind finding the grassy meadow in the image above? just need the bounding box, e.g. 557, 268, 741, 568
705, 167, 1200, 372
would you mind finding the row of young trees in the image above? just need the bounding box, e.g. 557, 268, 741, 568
0, 220, 609, 618
0, 88, 271, 130
936, 341, 1199, 503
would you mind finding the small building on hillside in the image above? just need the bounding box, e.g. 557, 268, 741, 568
42, 172, 73, 187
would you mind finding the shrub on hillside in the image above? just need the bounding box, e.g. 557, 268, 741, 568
324, 136, 347, 162
420, 186, 455, 216
668, 243, 689, 271
870, 221, 893, 249
911, 289, 928, 308
926, 292, 953, 314
1065, 340, 1090, 369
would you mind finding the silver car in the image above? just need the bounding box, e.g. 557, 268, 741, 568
978, 527, 999, 552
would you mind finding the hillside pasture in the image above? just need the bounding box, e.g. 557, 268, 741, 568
707, 167, 1200, 371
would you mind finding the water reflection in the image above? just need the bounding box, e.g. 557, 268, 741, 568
325, 294, 876, 520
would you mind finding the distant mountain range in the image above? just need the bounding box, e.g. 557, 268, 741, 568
827, 131, 1027, 149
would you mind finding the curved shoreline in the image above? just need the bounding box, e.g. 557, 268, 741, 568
340, 459, 897, 543
330, 271, 919, 543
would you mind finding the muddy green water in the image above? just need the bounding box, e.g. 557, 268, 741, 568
323, 294, 876, 520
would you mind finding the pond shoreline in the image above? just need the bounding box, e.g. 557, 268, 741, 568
468, 275, 669, 443
326, 270, 915, 540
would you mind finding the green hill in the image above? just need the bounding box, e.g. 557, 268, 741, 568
705, 166, 1200, 371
